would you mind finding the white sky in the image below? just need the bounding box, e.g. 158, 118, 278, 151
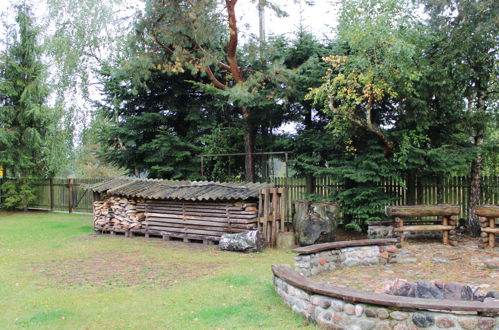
0, 1, 339, 135
238, 1, 338, 40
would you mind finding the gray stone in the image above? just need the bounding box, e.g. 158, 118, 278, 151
364, 308, 377, 318
412, 312, 435, 328
344, 303, 355, 315
388, 279, 415, 297
436, 316, 456, 328
433, 257, 450, 264
477, 317, 496, 330
415, 281, 444, 299
354, 304, 363, 316
377, 308, 390, 320
443, 282, 464, 300
310, 295, 332, 309
458, 318, 478, 330
357, 319, 376, 330
375, 322, 391, 330
330, 299, 345, 312
461, 285, 474, 301
485, 291, 499, 299
390, 311, 410, 320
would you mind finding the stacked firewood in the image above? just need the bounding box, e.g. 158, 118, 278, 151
93, 197, 146, 232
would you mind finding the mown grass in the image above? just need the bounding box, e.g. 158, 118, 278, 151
0, 211, 315, 329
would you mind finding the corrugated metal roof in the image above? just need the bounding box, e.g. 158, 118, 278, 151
85, 177, 272, 201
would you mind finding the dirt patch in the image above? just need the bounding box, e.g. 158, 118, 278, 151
314, 237, 499, 295
32, 251, 220, 288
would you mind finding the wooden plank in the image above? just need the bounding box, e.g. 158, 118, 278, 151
292, 239, 399, 255
147, 222, 232, 233
146, 218, 255, 228
145, 212, 256, 223
147, 225, 223, 236
147, 229, 221, 242
394, 225, 454, 232
146, 216, 256, 226
146, 205, 257, 216
272, 264, 499, 313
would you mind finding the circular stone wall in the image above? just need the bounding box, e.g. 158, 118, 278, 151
272, 239, 499, 329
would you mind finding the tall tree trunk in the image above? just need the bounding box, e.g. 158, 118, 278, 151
243, 106, 255, 182
467, 134, 483, 236
305, 174, 315, 195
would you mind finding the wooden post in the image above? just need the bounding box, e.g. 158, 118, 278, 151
68, 178, 73, 214
395, 217, 404, 244
263, 189, 270, 244
279, 188, 287, 232
442, 216, 449, 245
489, 217, 496, 249
49, 178, 54, 211
272, 188, 278, 246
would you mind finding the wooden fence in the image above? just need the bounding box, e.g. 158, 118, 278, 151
0, 177, 106, 213
273, 175, 498, 221
0, 175, 497, 219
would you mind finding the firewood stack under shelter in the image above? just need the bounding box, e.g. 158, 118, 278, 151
92, 197, 146, 232
85, 177, 272, 243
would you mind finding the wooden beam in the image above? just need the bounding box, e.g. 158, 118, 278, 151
292, 238, 399, 255
394, 225, 454, 232
475, 205, 499, 217
386, 204, 460, 217
481, 227, 499, 234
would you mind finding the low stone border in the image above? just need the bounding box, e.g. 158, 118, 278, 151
293, 239, 400, 277
273, 265, 499, 329
272, 238, 499, 329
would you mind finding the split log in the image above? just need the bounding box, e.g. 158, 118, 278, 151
293, 200, 340, 246
475, 205, 499, 218
219, 230, 265, 252
386, 204, 460, 217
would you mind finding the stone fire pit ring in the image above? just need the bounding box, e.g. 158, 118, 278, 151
272, 239, 499, 329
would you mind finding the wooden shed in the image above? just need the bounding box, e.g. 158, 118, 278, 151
86, 177, 273, 243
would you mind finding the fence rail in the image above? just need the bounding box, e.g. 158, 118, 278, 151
0, 175, 497, 219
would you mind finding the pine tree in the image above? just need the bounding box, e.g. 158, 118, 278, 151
0, 3, 63, 209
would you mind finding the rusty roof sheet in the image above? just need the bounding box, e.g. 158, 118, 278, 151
85, 177, 272, 201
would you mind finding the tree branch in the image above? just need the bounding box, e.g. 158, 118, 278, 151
204, 66, 227, 90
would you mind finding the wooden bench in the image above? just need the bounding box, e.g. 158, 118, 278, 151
386, 204, 460, 245
476, 205, 499, 248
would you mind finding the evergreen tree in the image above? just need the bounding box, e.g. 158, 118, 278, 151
0, 3, 63, 209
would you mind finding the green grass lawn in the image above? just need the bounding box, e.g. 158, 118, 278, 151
0, 211, 314, 329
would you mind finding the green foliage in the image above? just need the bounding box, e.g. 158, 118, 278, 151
1, 178, 36, 210
96, 64, 214, 180
0, 3, 64, 209
322, 143, 399, 224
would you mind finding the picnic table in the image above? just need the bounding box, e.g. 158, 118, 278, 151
386, 204, 460, 245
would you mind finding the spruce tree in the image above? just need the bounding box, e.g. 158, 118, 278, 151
0, 3, 62, 209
